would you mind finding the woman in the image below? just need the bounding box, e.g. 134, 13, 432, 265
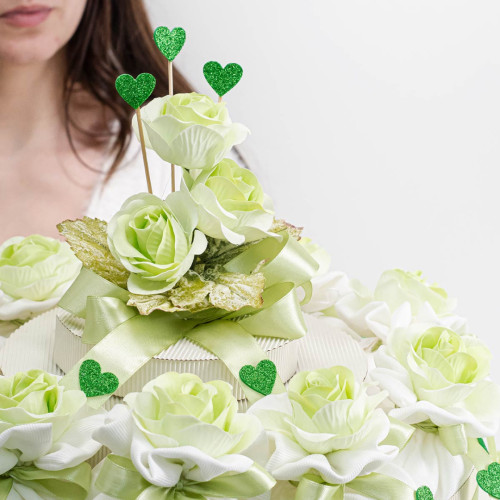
0, 0, 192, 240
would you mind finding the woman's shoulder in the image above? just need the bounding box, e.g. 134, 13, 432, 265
86, 141, 246, 222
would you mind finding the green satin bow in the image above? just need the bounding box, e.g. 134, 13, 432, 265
95, 454, 276, 500
295, 473, 415, 500
59, 233, 318, 407
0, 463, 91, 500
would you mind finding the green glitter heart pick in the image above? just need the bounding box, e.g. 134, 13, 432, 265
239, 360, 277, 396
477, 462, 500, 498
415, 486, 434, 500
203, 61, 243, 97
79, 360, 119, 398
154, 26, 186, 61
115, 73, 156, 109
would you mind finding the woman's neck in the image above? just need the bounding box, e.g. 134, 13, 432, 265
0, 51, 66, 155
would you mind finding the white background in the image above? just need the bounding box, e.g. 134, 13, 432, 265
146, 1, 500, 380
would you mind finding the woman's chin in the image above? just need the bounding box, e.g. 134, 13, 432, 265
0, 36, 61, 65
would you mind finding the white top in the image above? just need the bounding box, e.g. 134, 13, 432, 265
85, 143, 169, 221
85, 141, 243, 221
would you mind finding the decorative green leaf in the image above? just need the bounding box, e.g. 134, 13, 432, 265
168, 271, 214, 311
270, 219, 303, 240
127, 293, 177, 315
128, 267, 265, 316
57, 217, 129, 288
208, 269, 265, 311
196, 237, 259, 268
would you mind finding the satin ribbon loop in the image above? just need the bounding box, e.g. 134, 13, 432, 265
224, 232, 319, 289
295, 477, 344, 500
229, 282, 306, 340
347, 473, 415, 500
96, 455, 275, 500
59, 266, 130, 319
296, 473, 415, 500
83, 296, 137, 344
383, 417, 415, 450
0, 463, 91, 500
0, 478, 13, 500
438, 424, 469, 456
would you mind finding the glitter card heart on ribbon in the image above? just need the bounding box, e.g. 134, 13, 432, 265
79, 360, 119, 398
239, 360, 277, 396
477, 462, 500, 498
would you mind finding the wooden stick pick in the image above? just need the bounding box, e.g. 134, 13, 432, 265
135, 106, 152, 194
115, 73, 156, 194
153, 26, 187, 194
168, 60, 176, 193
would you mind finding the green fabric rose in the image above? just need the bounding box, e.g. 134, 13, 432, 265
372, 325, 500, 437
183, 158, 275, 244
93, 372, 270, 498
125, 372, 261, 455
107, 192, 207, 294
288, 366, 356, 418
133, 93, 249, 170
0, 235, 81, 322
250, 366, 395, 485
412, 327, 490, 385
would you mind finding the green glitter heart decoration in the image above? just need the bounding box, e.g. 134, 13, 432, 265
154, 26, 186, 61
239, 360, 276, 396
477, 462, 500, 498
415, 486, 434, 500
79, 360, 119, 398
203, 61, 243, 97
115, 73, 156, 109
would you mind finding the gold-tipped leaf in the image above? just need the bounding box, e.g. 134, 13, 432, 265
57, 217, 129, 288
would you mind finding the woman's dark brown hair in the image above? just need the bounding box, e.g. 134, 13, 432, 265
64, 0, 192, 178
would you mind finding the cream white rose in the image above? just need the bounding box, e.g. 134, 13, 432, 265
320, 270, 467, 343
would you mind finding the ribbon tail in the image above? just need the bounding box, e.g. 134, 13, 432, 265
295, 478, 344, 500
439, 424, 468, 456
383, 417, 415, 450
184, 464, 276, 498
186, 321, 286, 403
347, 473, 415, 500
97, 456, 274, 500
61, 312, 196, 408
467, 438, 494, 470
0, 478, 13, 500
96, 455, 151, 500
10, 463, 91, 500
59, 266, 130, 318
